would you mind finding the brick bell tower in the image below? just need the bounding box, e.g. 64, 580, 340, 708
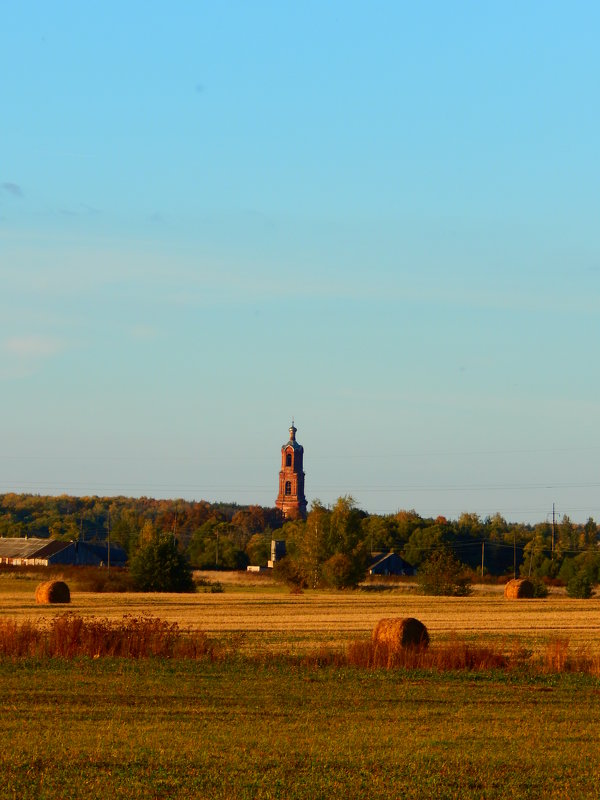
275, 421, 307, 520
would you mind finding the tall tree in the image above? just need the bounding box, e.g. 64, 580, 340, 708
130, 532, 194, 592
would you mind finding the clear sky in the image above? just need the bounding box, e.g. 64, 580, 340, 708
2, 1, 599, 523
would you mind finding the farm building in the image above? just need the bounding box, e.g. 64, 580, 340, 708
268, 539, 286, 568
247, 539, 287, 572
0, 537, 127, 567
368, 552, 415, 577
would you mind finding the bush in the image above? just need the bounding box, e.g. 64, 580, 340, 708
558, 557, 577, 584
566, 571, 594, 599
532, 579, 549, 598
193, 576, 225, 593
130, 534, 195, 592
73, 567, 136, 593
272, 557, 307, 589
0, 614, 219, 659
321, 553, 357, 589
417, 548, 472, 596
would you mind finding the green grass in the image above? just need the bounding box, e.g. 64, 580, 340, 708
2, 658, 600, 799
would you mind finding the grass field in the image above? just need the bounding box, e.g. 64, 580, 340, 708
2, 659, 600, 799
2, 569, 600, 798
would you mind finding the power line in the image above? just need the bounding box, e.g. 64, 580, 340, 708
2, 444, 600, 461
2, 479, 600, 492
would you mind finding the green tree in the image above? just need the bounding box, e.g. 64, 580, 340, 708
403, 524, 445, 568
273, 556, 307, 589
573, 549, 600, 584
558, 515, 577, 551
417, 547, 472, 596
361, 515, 398, 554
321, 548, 367, 589
111, 509, 142, 555
321, 553, 355, 589
558, 557, 577, 584
393, 510, 423, 543
457, 512, 483, 538
566, 570, 594, 599
187, 520, 248, 569
327, 495, 363, 554
581, 517, 598, 548
521, 533, 551, 579
273, 498, 369, 589
299, 502, 330, 588
486, 513, 509, 540
246, 532, 271, 566
130, 533, 195, 592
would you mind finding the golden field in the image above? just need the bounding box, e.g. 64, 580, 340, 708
1, 569, 599, 654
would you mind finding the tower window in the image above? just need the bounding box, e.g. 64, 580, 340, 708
286, 453, 292, 467
285, 481, 292, 495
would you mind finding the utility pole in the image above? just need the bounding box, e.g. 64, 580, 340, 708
481, 540, 485, 579
552, 503, 556, 553
513, 530, 517, 580
107, 509, 111, 576
528, 543, 534, 576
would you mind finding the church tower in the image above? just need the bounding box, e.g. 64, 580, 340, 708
275, 421, 307, 520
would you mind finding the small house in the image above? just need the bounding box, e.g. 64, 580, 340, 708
368, 552, 415, 577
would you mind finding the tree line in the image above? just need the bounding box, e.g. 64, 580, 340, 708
0, 493, 598, 587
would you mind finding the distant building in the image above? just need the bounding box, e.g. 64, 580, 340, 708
247, 539, 287, 572
368, 552, 415, 577
275, 422, 307, 520
0, 537, 127, 567
268, 539, 286, 569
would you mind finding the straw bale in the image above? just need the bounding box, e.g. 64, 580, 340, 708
35, 580, 71, 604
372, 617, 429, 651
504, 578, 534, 599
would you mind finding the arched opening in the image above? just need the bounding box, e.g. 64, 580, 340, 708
286, 452, 292, 467
285, 481, 292, 496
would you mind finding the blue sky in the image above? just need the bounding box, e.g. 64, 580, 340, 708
2, 2, 599, 522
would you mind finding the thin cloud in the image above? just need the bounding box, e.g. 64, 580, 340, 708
2, 182, 23, 198
3, 335, 63, 358
130, 325, 158, 341
0, 365, 35, 380
147, 212, 165, 224
58, 203, 101, 217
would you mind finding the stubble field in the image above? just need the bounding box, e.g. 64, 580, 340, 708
0, 570, 599, 654
1, 571, 600, 799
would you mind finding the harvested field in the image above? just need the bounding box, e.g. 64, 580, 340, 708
1, 577, 599, 654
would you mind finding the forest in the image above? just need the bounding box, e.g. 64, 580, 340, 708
1, 492, 599, 588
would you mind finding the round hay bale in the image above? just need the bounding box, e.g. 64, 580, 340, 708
372, 617, 429, 651
35, 580, 71, 604
504, 578, 534, 599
